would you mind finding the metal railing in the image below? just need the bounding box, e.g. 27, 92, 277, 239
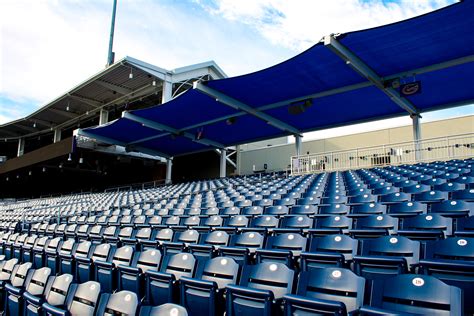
291, 133, 473, 175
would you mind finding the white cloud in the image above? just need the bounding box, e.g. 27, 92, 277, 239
198, 0, 455, 51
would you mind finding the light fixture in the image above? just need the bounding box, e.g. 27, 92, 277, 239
6, 177, 8, 181
42, 167, 46, 172
79, 157, 84, 164
152, 79, 156, 86
226, 117, 237, 126
28, 171, 32, 176
66, 102, 70, 111
16, 175, 19, 179
33, 121, 36, 128
129, 68, 133, 79
67, 153, 72, 161
288, 98, 313, 115
86, 111, 89, 115
59, 163, 63, 168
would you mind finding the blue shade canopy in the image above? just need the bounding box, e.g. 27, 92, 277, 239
81, 1, 474, 158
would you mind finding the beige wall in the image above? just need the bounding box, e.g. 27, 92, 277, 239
240, 115, 473, 174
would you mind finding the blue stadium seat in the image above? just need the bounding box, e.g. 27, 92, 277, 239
290, 205, 317, 216
310, 215, 353, 236
284, 267, 365, 315
32, 236, 49, 268
117, 248, 162, 298
379, 192, 411, 204
359, 274, 463, 315
429, 200, 473, 218
455, 215, 474, 237
95, 290, 139, 316
44, 237, 64, 275
42, 281, 101, 316
349, 215, 398, 239
5, 267, 51, 316
218, 231, 265, 265
0, 258, 18, 313
413, 190, 449, 203
144, 252, 197, 306
66, 240, 94, 279
256, 233, 307, 268
386, 201, 427, 218
180, 257, 240, 316
139, 303, 188, 316
162, 229, 200, 255
76, 243, 116, 284
349, 203, 387, 217
398, 214, 452, 241
318, 204, 350, 215
353, 236, 420, 280
24, 273, 73, 316
226, 262, 295, 316
452, 188, 474, 201
189, 230, 230, 260
419, 237, 474, 314
301, 234, 358, 270
94, 245, 135, 293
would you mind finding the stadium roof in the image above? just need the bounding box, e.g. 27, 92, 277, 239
79, 1, 474, 159
0, 57, 226, 140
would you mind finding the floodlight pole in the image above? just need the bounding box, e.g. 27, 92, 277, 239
106, 0, 118, 67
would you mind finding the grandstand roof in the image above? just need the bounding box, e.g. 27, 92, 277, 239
0, 57, 226, 140
79, 1, 474, 159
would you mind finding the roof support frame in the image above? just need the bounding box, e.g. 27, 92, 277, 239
193, 82, 302, 136
76, 129, 171, 158
95, 80, 133, 95
68, 94, 103, 108
323, 34, 418, 115
122, 112, 226, 149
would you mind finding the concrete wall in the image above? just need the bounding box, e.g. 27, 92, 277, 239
240, 115, 473, 174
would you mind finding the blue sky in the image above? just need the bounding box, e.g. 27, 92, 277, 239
0, 0, 471, 131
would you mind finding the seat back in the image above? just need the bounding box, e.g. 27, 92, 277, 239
230, 232, 264, 250
44, 273, 73, 306
369, 274, 463, 315
97, 290, 139, 316
296, 267, 365, 313
67, 281, 101, 316
112, 246, 135, 267
92, 243, 114, 262
240, 262, 294, 299
162, 253, 197, 280
25, 267, 52, 296
265, 233, 307, 252
199, 257, 240, 289
135, 249, 162, 273
10, 262, 33, 287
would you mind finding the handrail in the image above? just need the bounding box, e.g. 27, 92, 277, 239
291, 133, 473, 175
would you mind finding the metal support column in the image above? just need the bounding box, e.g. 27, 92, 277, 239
412, 114, 422, 161
295, 135, 302, 157
220, 149, 227, 178
236, 145, 241, 175
53, 129, 62, 143
162, 80, 173, 104
99, 109, 109, 126
165, 158, 173, 185
17, 138, 25, 157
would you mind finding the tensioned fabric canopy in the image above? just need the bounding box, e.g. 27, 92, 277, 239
80, 1, 474, 159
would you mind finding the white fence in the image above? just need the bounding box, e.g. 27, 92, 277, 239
291, 133, 474, 175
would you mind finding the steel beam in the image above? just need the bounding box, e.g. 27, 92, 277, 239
95, 80, 132, 95
77, 129, 170, 158
220, 148, 227, 178
324, 34, 418, 115
193, 82, 302, 136
166, 158, 173, 184
68, 94, 103, 108
17, 138, 25, 157
48, 108, 79, 119
122, 112, 225, 149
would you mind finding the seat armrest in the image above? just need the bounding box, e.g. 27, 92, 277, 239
42, 302, 69, 316
283, 294, 346, 315
23, 291, 43, 306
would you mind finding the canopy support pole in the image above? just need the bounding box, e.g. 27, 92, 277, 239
295, 134, 302, 157
165, 158, 173, 184
220, 149, 227, 178
236, 145, 241, 175
411, 114, 423, 161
